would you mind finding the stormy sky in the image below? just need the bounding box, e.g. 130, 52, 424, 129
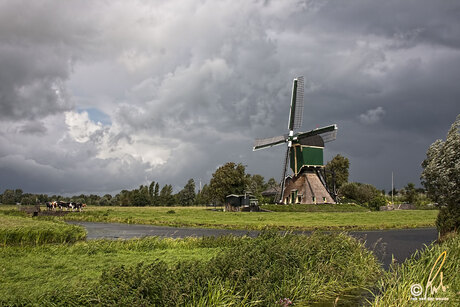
1, 0, 459, 195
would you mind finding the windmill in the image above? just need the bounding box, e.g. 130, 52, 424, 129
253, 76, 338, 204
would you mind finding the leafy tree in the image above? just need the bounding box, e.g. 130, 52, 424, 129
37, 194, 49, 203
14, 189, 23, 203
421, 114, 460, 235
339, 182, 383, 210
266, 178, 278, 189
177, 179, 196, 206
149, 181, 155, 200
132, 189, 150, 206
325, 154, 349, 190
195, 184, 211, 205
153, 183, 160, 206
160, 184, 175, 206
21, 195, 36, 205
246, 174, 266, 201
2, 189, 15, 204
100, 194, 113, 206
209, 162, 247, 204
388, 188, 399, 196
401, 183, 419, 204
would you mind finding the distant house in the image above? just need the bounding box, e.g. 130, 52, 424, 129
225, 194, 260, 212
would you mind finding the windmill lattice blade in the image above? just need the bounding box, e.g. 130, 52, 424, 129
253, 135, 287, 151
296, 124, 337, 143
320, 129, 337, 143
292, 76, 304, 130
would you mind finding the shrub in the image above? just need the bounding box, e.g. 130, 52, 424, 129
436, 206, 460, 236
367, 195, 387, 211
339, 182, 382, 206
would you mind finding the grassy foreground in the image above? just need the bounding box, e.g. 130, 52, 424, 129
62, 205, 438, 231
371, 233, 459, 305
0, 231, 382, 306
0, 236, 230, 304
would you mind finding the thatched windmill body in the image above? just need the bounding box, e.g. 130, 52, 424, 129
253, 77, 338, 204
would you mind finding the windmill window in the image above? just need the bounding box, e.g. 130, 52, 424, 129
323, 197, 326, 203
312, 196, 316, 203
297, 195, 302, 203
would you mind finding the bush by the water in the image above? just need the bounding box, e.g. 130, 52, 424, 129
34, 231, 381, 306
0, 213, 86, 245
436, 206, 460, 237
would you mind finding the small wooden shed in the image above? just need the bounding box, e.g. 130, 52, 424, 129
224, 194, 260, 212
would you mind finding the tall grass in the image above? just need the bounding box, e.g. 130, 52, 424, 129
371, 234, 459, 306
0, 213, 86, 245
0, 236, 225, 304
27, 231, 382, 306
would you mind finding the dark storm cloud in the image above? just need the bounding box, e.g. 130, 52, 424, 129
0, 0, 459, 194
0, 0, 93, 121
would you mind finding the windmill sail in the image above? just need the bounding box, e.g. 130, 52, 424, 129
296, 124, 337, 143
288, 76, 304, 131
253, 135, 287, 151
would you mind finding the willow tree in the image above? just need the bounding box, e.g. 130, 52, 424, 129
421, 115, 460, 235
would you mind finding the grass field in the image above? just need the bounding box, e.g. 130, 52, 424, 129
0, 232, 382, 306
0, 236, 229, 304
261, 203, 369, 212
61, 205, 438, 231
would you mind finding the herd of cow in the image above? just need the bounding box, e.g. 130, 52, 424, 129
46, 201, 86, 211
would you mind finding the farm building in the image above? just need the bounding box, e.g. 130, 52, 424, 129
225, 194, 260, 212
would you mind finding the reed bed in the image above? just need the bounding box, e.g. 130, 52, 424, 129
371, 233, 459, 306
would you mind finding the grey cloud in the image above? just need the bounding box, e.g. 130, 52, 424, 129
1, 0, 459, 195
18, 121, 47, 135
359, 107, 385, 124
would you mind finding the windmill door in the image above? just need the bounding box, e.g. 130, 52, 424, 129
290, 190, 298, 204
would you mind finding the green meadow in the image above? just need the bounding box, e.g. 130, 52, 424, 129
61, 205, 438, 231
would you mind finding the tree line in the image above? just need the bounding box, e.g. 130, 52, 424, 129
0, 165, 278, 207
